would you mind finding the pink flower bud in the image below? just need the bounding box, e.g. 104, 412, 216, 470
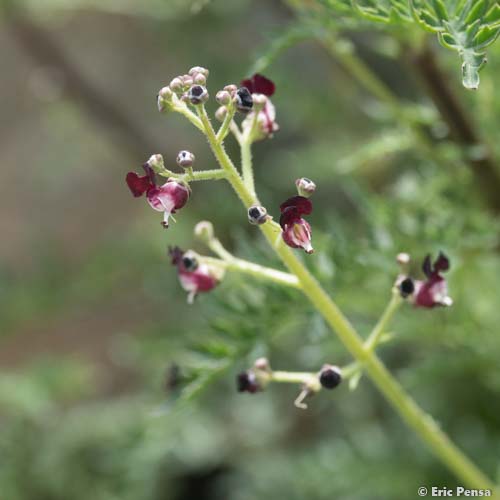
216, 90, 231, 106
188, 66, 209, 78
169, 77, 183, 92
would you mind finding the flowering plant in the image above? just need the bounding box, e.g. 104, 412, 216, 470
126, 66, 496, 494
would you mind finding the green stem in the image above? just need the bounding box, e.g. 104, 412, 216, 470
365, 290, 402, 351
241, 139, 255, 196
241, 112, 259, 195
160, 168, 227, 182
171, 100, 204, 132
271, 370, 316, 384
216, 105, 236, 144
206, 236, 236, 262
202, 255, 301, 289
197, 106, 496, 492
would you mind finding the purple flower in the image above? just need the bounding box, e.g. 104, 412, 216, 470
279, 196, 314, 254
169, 247, 221, 304
126, 164, 190, 228
240, 74, 279, 140
413, 252, 452, 308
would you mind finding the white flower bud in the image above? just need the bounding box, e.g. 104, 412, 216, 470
295, 178, 316, 198
397, 252, 411, 265
176, 150, 195, 168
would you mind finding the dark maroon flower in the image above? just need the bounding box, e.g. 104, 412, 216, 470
236, 371, 261, 393
413, 252, 452, 308
279, 196, 314, 254
126, 164, 190, 228
240, 74, 275, 97
240, 74, 278, 140
169, 246, 222, 303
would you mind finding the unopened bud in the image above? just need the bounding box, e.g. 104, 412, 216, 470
189, 66, 209, 78
194, 220, 214, 242
252, 93, 267, 111
224, 84, 237, 93
169, 77, 183, 92
192, 73, 205, 85
182, 75, 193, 87
187, 85, 209, 105
157, 87, 173, 112
248, 205, 268, 225
254, 357, 271, 372
216, 90, 231, 106
319, 364, 342, 389
295, 178, 316, 198
147, 154, 164, 172
397, 252, 411, 265
176, 150, 195, 168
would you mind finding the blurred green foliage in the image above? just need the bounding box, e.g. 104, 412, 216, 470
1, 0, 500, 499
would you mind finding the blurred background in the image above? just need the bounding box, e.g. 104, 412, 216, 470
1, 0, 500, 499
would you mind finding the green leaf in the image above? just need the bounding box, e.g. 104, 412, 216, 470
317, 0, 500, 88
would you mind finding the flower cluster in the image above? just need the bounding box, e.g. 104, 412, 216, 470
397, 252, 453, 308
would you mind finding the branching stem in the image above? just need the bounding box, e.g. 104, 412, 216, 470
189, 101, 496, 493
